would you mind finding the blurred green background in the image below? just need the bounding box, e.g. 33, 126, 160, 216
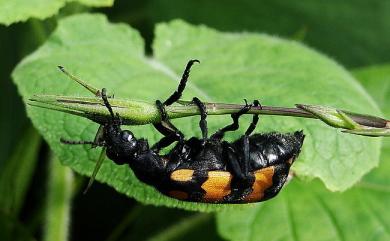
0, 1, 389, 241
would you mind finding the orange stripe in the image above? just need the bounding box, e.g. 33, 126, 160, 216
201, 171, 232, 202
244, 166, 274, 202
170, 169, 194, 182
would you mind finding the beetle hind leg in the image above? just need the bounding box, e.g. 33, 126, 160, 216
223, 142, 255, 203
211, 99, 252, 140
245, 100, 262, 135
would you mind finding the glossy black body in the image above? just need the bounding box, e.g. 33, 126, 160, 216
101, 117, 304, 203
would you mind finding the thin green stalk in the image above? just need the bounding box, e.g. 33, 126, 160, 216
146, 213, 212, 241
27, 66, 390, 137
29, 95, 390, 137
105, 205, 145, 241
0, 127, 41, 216
44, 154, 73, 241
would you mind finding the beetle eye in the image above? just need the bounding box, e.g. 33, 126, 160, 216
121, 131, 133, 142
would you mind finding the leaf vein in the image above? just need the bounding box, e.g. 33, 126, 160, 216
284, 194, 298, 241
360, 192, 390, 237
314, 194, 345, 241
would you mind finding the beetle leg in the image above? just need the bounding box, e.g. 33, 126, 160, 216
152, 100, 185, 152
153, 60, 199, 151
152, 135, 181, 152
245, 100, 261, 136
192, 97, 208, 144
101, 88, 115, 121
163, 59, 200, 106
227, 99, 259, 190
224, 143, 254, 202
225, 145, 245, 180
100, 88, 124, 127
224, 140, 255, 203
211, 99, 252, 140
242, 135, 250, 176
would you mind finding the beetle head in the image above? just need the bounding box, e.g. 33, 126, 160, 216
103, 124, 140, 164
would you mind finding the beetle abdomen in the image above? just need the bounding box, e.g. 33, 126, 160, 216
166, 166, 280, 203
235, 131, 304, 170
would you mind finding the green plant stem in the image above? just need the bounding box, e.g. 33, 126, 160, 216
29, 19, 50, 45
105, 204, 145, 241
145, 213, 212, 241
28, 64, 389, 134
44, 154, 73, 241
28, 96, 386, 126
0, 127, 41, 216
29, 95, 390, 137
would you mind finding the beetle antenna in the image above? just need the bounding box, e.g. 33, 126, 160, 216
83, 147, 107, 194
60, 138, 97, 145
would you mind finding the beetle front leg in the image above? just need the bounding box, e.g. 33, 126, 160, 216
192, 97, 208, 144
163, 59, 200, 106
152, 100, 185, 152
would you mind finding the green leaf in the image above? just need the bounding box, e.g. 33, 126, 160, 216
353, 65, 390, 118
13, 14, 381, 211
147, 0, 390, 67
217, 146, 390, 241
0, 0, 113, 26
